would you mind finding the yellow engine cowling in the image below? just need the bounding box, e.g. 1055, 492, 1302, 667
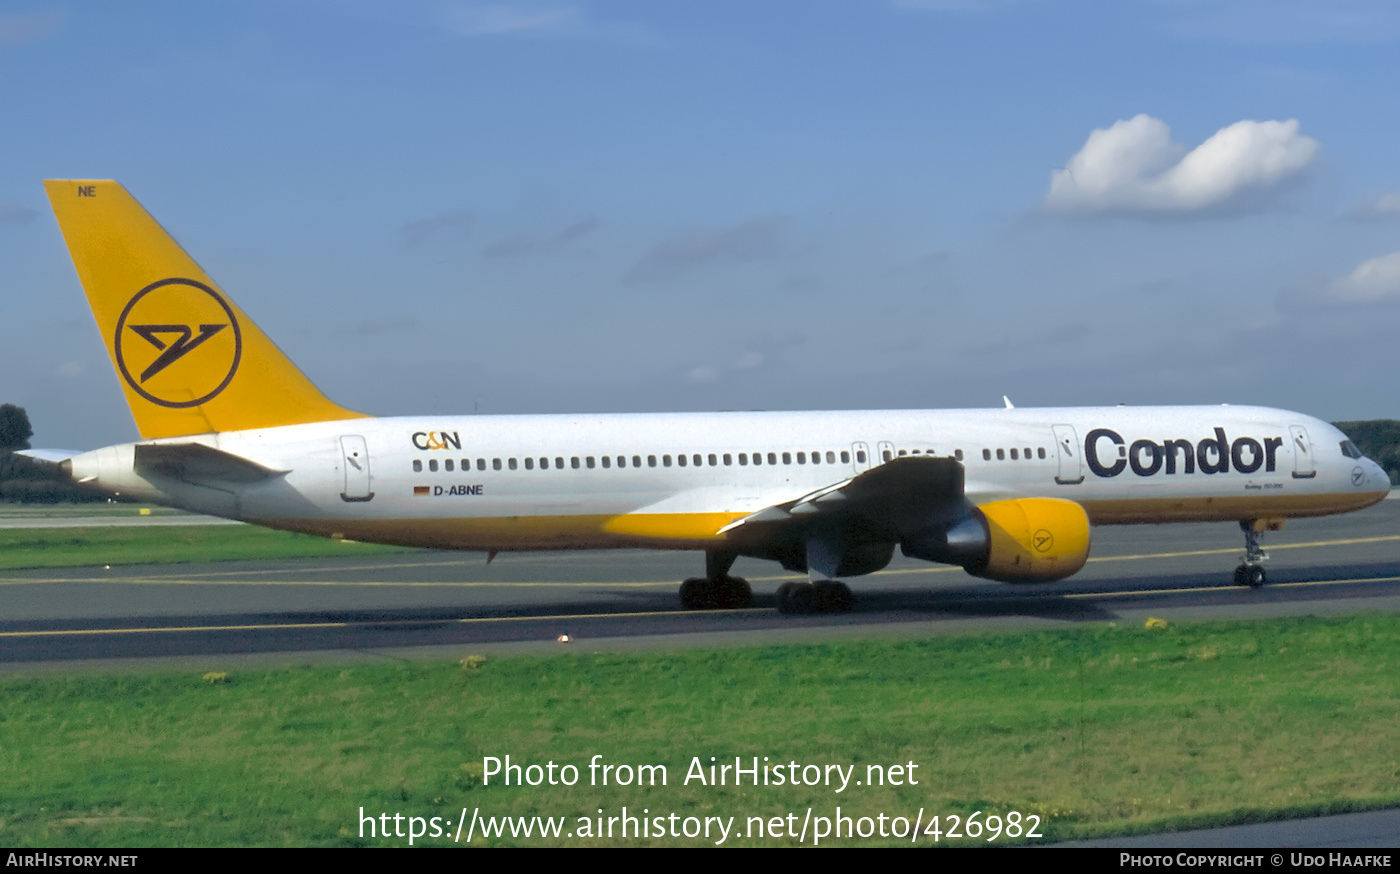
967, 497, 1091, 583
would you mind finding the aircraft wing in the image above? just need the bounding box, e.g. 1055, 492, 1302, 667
719, 456, 970, 576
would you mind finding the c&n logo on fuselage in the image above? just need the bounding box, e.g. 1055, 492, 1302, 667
1085, 427, 1285, 478
114, 278, 242, 409
411, 431, 461, 450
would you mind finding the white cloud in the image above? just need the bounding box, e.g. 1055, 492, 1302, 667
627, 216, 783, 282
447, 4, 658, 45
1325, 252, 1400, 303
1351, 190, 1400, 220
451, 5, 581, 36
1044, 115, 1319, 215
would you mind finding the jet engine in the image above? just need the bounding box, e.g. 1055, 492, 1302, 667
902, 497, 1091, 583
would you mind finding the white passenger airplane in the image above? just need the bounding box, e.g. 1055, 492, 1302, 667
29, 180, 1392, 613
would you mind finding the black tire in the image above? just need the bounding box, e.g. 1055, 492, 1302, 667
789, 583, 818, 614
815, 581, 854, 612
1246, 566, 1265, 588
1233, 565, 1248, 587
718, 576, 752, 609
679, 577, 715, 609
775, 581, 800, 614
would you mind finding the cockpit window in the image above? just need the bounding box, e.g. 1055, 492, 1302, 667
1340, 440, 1364, 459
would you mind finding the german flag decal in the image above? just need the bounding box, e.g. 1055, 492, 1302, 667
413, 486, 430, 496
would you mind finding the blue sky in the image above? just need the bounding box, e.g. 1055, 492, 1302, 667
3, 1, 1400, 447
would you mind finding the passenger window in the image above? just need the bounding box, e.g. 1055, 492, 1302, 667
898, 449, 907, 456
413, 459, 422, 472
955, 449, 963, 461
709, 454, 718, 466
826, 451, 835, 464
648, 455, 657, 467
429, 459, 438, 472
525, 458, 534, 470
882, 450, 891, 462
722, 453, 731, 465
602, 456, 611, 468
1037, 448, 1045, 460
492, 458, 501, 471
478, 459, 486, 471
693, 454, 702, 467
663, 455, 672, 467
1024, 448, 1031, 459
852, 451, 861, 463
769, 452, 778, 465
782, 452, 792, 464
996, 449, 1005, 460
796, 452, 806, 464
982, 449, 991, 461
538, 457, 548, 470
587, 456, 595, 468
810, 451, 820, 464
508, 458, 518, 470
677, 454, 686, 467
739, 453, 748, 465
1010, 449, 1018, 460
617, 456, 626, 468
842, 451, 851, 463
911, 449, 920, 455
572, 457, 580, 469
556, 457, 564, 469
633, 456, 641, 468
445, 459, 454, 471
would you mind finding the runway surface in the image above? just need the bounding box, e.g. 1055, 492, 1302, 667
3, 500, 1398, 667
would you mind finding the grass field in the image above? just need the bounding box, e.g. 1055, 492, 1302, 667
0, 524, 412, 569
3, 614, 1397, 847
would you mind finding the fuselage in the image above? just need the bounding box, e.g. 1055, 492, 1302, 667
68, 404, 1391, 562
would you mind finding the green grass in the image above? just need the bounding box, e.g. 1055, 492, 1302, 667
2, 614, 1397, 846
0, 525, 411, 569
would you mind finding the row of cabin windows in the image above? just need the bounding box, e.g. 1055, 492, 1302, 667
412, 449, 861, 474
983, 447, 1048, 461
409, 446, 1053, 474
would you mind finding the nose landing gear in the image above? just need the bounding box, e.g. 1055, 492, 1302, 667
1233, 519, 1279, 588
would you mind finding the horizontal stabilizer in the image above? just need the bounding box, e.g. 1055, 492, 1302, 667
15, 449, 83, 465
134, 442, 288, 484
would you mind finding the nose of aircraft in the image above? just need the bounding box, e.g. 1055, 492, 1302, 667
1354, 456, 1392, 498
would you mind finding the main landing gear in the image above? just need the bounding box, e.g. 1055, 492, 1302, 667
678, 551, 753, 610
1232, 519, 1273, 588
775, 580, 854, 614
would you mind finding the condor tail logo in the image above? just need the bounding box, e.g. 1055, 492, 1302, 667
115, 279, 242, 408
45, 180, 368, 438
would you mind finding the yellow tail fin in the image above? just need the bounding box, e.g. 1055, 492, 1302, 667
45, 180, 367, 439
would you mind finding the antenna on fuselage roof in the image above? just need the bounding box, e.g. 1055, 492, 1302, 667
1003, 396, 1015, 409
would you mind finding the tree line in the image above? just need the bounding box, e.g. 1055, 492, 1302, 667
0, 404, 104, 503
